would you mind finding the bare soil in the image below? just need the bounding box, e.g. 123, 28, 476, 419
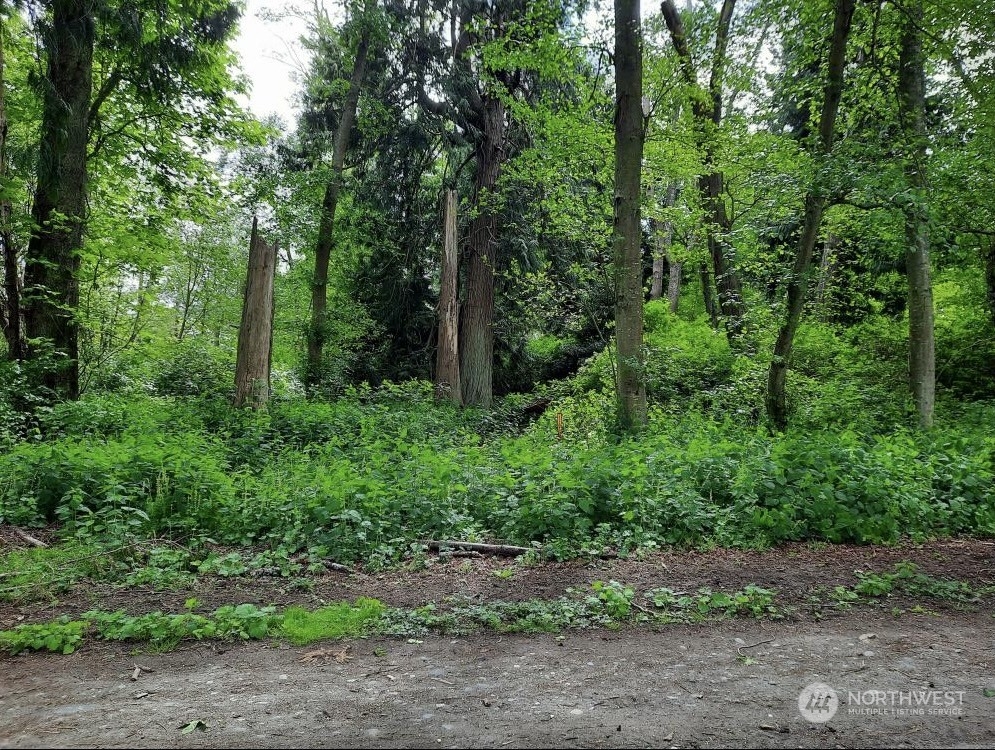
2, 538, 994, 748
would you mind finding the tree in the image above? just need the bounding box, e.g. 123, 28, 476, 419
306, 1, 373, 390
661, 0, 746, 341
0, 4, 24, 360
648, 183, 677, 303
765, 0, 856, 430
613, 0, 646, 430
897, 0, 934, 428
435, 188, 460, 403
411, 0, 569, 407
234, 217, 276, 409
19, 0, 244, 400
21, 0, 95, 398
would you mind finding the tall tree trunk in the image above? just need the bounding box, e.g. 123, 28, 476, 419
435, 189, 461, 404
814, 233, 839, 314
668, 259, 682, 313
0, 16, 22, 360
459, 95, 505, 408
899, 0, 935, 429
983, 237, 995, 330
234, 218, 276, 409
700, 260, 719, 328
306, 23, 370, 390
703, 172, 745, 336
765, 0, 855, 431
649, 219, 665, 301
662, 0, 746, 342
21, 0, 94, 399
613, 0, 646, 430
650, 182, 677, 301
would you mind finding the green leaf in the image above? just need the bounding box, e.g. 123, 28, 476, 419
180, 720, 208, 734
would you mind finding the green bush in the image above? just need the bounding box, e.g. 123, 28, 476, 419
932, 272, 995, 399
643, 301, 736, 405
0, 432, 234, 534
38, 394, 161, 439
151, 340, 235, 399
3, 375, 992, 561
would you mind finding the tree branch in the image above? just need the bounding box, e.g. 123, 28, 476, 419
88, 67, 123, 123
709, 0, 737, 125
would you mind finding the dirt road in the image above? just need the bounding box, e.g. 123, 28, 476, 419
3, 539, 994, 747
2, 611, 994, 748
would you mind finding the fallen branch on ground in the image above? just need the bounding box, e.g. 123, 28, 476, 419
12, 528, 48, 548
420, 540, 533, 557
322, 560, 353, 574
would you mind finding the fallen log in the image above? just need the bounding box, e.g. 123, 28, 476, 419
322, 560, 353, 574
13, 528, 48, 548
420, 540, 533, 557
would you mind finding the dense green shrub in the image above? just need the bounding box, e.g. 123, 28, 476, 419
567, 304, 921, 430
151, 340, 235, 399
932, 273, 995, 399
2, 369, 992, 562
0, 433, 235, 534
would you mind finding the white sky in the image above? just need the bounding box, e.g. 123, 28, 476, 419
228, 1, 693, 127
230, 0, 312, 126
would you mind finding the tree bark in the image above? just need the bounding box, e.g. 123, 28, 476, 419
700, 260, 719, 328
702, 172, 745, 336
306, 21, 370, 390
765, 0, 855, 431
458, 95, 506, 408
650, 182, 677, 301
21, 0, 95, 399
814, 233, 839, 313
649, 219, 665, 301
613, 0, 646, 431
234, 218, 276, 409
898, 0, 935, 429
435, 189, 461, 404
662, 0, 746, 341
983, 237, 995, 330
0, 17, 23, 360
667, 259, 682, 313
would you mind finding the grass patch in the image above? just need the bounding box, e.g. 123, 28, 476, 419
280, 598, 386, 645
1, 568, 989, 657
852, 563, 981, 603
0, 541, 128, 602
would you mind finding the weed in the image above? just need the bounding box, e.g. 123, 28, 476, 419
375, 603, 463, 636
84, 604, 281, 651
590, 580, 635, 618
645, 584, 780, 621
281, 599, 386, 645
195, 552, 248, 577
853, 563, 979, 603
0, 542, 130, 603
0, 618, 88, 654
517, 548, 543, 567
3, 388, 993, 559
830, 586, 861, 608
